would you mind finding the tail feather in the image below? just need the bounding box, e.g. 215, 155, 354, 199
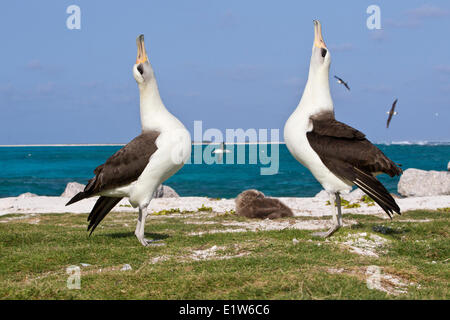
66, 176, 98, 206
66, 192, 88, 206
353, 167, 400, 218
87, 196, 123, 235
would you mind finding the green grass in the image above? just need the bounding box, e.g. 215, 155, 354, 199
0, 209, 448, 299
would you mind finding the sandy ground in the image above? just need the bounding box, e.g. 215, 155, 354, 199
0, 193, 448, 217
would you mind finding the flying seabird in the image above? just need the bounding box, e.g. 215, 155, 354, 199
386, 98, 398, 128
66, 35, 191, 246
212, 142, 230, 154
212, 142, 230, 163
334, 75, 350, 91
284, 21, 402, 237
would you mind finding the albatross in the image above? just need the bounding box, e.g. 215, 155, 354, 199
66, 35, 191, 246
386, 98, 398, 128
284, 21, 402, 237
334, 75, 350, 91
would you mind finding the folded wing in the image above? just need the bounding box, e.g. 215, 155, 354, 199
307, 112, 402, 218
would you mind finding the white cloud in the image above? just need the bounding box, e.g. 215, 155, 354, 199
370, 29, 387, 42
329, 43, 354, 52
26, 60, 43, 70
36, 82, 56, 94
387, 4, 450, 29
406, 4, 450, 19
385, 18, 419, 29
435, 65, 450, 74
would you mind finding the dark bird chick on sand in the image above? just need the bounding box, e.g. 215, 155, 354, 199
235, 190, 293, 219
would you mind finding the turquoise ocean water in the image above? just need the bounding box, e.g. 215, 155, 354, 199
0, 144, 449, 199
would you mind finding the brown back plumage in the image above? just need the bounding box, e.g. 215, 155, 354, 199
306, 112, 402, 218
235, 189, 293, 219
65, 130, 161, 235
66, 130, 160, 206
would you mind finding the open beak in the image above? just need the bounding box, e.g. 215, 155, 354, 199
313, 20, 326, 49
136, 34, 148, 64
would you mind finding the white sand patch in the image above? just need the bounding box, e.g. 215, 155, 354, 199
143, 245, 250, 265
374, 273, 411, 295
188, 245, 250, 261
120, 264, 132, 271
190, 245, 224, 260
149, 255, 171, 264
327, 266, 415, 295
338, 232, 389, 258
27, 218, 40, 225
187, 219, 355, 236
0, 194, 449, 218
185, 221, 218, 225
397, 219, 432, 223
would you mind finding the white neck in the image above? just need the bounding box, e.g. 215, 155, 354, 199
138, 76, 170, 131
295, 61, 334, 118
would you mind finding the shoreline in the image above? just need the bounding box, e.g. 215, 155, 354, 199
1, 194, 448, 218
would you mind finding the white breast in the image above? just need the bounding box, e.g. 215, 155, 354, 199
284, 113, 352, 194
129, 119, 191, 208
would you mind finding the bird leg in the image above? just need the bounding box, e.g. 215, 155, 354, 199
313, 192, 343, 238
336, 193, 343, 226
135, 206, 161, 247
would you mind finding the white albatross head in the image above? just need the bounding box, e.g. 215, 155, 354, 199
310, 20, 331, 72
297, 20, 334, 115
133, 35, 155, 86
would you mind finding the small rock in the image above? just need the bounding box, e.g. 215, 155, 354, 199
292, 238, 299, 245
431, 261, 437, 264
398, 168, 450, 197
153, 185, 180, 198
61, 182, 86, 198
17, 192, 38, 199
80, 263, 91, 267
120, 264, 132, 271
372, 225, 395, 235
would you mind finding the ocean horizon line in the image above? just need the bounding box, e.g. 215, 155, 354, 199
0, 140, 449, 147
0, 142, 286, 147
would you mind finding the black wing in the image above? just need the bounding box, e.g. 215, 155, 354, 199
66, 130, 160, 205
86, 196, 123, 235
307, 112, 402, 218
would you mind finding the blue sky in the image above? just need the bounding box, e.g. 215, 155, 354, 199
0, 1, 449, 144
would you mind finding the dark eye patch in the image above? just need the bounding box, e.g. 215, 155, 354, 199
137, 64, 144, 75
321, 48, 327, 58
